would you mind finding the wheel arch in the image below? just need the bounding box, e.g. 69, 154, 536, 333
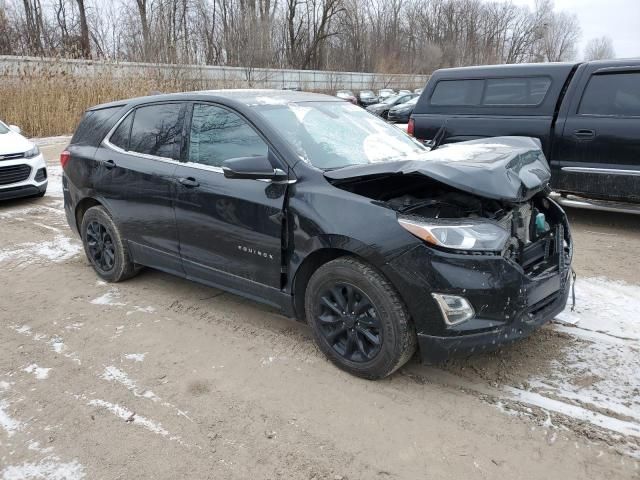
289, 237, 400, 323
74, 197, 104, 233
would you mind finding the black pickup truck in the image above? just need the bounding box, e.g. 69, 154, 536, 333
409, 60, 640, 213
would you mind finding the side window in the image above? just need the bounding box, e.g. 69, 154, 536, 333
430, 79, 484, 106
129, 103, 183, 159
483, 77, 551, 106
188, 104, 268, 167
109, 112, 133, 150
579, 73, 640, 116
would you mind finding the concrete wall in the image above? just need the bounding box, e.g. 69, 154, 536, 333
0, 55, 430, 91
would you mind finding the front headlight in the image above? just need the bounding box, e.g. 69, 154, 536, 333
398, 216, 509, 252
24, 145, 40, 158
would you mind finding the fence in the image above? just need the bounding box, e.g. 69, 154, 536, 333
0, 55, 430, 92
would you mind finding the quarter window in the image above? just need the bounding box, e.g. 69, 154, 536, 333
188, 104, 268, 167
128, 104, 183, 159
109, 112, 133, 150
579, 73, 640, 116
430, 79, 484, 106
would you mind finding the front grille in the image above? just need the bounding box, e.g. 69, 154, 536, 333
0, 164, 31, 185
0, 152, 24, 161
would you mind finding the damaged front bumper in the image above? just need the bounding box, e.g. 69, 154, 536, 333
383, 216, 573, 364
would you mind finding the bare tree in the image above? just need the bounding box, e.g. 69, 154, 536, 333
1, 0, 584, 73
584, 35, 615, 61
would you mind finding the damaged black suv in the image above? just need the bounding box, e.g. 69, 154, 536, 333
62, 90, 572, 379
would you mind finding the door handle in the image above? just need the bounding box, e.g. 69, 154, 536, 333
178, 177, 199, 188
573, 129, 595, 139
103, 159, 116, 170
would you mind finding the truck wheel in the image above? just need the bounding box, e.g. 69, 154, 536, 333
81, 206, 139, 282
305, 257, 416, 379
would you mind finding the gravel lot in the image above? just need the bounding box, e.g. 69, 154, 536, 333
1, 139, 639, 479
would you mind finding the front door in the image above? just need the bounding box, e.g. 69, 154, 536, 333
553, 68, 640, 202
98, 102, 185, 273
174, 102, 287, 297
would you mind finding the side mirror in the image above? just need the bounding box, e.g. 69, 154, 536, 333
222, 155, 288, 182
9, 125, 21, 135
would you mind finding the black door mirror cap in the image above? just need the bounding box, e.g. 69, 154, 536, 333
222, 155, 289, 182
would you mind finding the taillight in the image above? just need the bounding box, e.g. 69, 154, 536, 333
407, 118, 415, 137
60, 150, 70, 169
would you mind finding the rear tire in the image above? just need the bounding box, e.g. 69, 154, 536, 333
305, 257, 416, 379
80, 206, 139, 282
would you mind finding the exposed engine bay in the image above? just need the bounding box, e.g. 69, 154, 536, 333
330, 173, 568, 276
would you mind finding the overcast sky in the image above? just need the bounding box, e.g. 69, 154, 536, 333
506, 0, 640, 59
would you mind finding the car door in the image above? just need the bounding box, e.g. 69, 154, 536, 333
553, 67, 640, 201
99, 102, 185, 274
174, 102, 287, 295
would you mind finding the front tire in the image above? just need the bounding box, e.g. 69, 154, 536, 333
305, 257, 416, 379
81, 206, 139, 282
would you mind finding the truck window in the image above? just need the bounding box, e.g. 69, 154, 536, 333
483, 77, 551, 106
579, 72, 640, 117
430, 79, 483, 106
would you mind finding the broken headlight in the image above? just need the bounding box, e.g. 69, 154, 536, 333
398, 216, 509, 252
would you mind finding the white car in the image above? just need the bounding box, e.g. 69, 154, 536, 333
0, 121, 47, 200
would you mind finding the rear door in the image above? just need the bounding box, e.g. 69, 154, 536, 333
99, 102, 185, 274
553, 67, 640, 202
174, 102, 287, 296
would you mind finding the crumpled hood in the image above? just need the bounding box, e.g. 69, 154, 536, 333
0, 129, 33, 156
324, 137, 551, 203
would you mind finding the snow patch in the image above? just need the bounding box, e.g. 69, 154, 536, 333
123, 353, 146, 362
126, 305, 155, 315
24, 364, 51, 380
0, 399, 21, 437
101, 366, 159, 402
88, 399, 168, 436
555, 276, 640, 341
90, 289, 125, 306
0, 235, 81, 266
2, 458, 85, 480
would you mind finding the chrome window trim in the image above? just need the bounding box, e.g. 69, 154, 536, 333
102, 106, 183, 165
561, 167, 640, 176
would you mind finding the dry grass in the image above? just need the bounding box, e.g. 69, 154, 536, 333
0, 69, 249, 137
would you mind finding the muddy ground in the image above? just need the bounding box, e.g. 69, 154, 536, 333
0, 139, 639, 479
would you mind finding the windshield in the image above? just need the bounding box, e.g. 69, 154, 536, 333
0, 121, 8, 134
382, 95, 399, 105
256, 101, 425, 170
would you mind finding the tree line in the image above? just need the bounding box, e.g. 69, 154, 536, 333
0, 0, 584, 74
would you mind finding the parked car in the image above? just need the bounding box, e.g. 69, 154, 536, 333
63, 90, 572, 379
387, 96, 418, 123
414, 88, 423, 95
366, 93, 417, 118
0, 120, 47, 200
398, 89, 412, 95
377, 88, 395, 101
336, 89, 358, 104
410, 60, 640, 212
358, 90, 378, 107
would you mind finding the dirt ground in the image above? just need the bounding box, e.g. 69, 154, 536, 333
1, 139, 639, 479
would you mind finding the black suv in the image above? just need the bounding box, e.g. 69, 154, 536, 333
63, 90, 572, 379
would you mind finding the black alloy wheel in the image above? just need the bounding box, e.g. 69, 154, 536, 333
305, 257, 416, 379
80, 205, 140, 282
317, 283, 382, 362
86, 221, 115, 272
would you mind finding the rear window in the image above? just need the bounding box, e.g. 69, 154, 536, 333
430, 77, 551, 107
579, 72, 640, 117
483, 77, 551, 106
72, 106, 125, 146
